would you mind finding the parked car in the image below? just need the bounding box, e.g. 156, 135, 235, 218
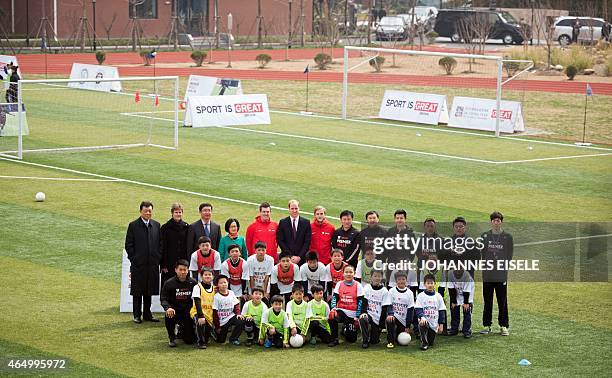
375, 16, 408, 41
434, 8, 528, 44
553, 16, 606, 45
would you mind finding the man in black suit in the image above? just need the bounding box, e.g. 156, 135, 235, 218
189, 203, 221, 253
277, 199, 311, 265
125, 201, 162, 323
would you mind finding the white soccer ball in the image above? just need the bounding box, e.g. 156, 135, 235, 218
397, 331, 411, 346
289, 334, 304, 348
35, 192, 46, 202
416, 133, 422, 137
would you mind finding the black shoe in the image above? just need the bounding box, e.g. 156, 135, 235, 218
328, 339, 339, 347
245, 339, 253, 347
133, 317, 142, 324
463, 332, 472, 339
420, 344, 428, 351
144, 316, 160, 323
446, 330, 458, 336
197, 342, 207, 349
168, 339, 177, 348
362, 342, 369, 349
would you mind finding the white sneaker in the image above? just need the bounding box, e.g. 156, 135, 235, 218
480, 326, 492, 334
500, 327, 509, 336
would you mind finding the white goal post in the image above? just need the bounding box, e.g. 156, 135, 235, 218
341, 46, 533, 137
10, 76, 180, 160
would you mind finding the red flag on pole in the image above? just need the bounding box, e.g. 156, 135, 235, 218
135, 91, 140, 104
154, 95, 159, 107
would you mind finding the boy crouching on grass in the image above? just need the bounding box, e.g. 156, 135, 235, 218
415, 274, 446, 351
260, 295, 292, 348
241, 287, 268, 346
304, 284, 332, 345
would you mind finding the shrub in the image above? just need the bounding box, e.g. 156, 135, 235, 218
95, 51, 106, 65
139, 50, 153, 66
190, 50, 207, 67
425, 31, 439, 44
314, 53, 332, 70
438, 56, 457, 75
557, 46, 594, 72
565, 65, 577, 80
605, 56, 612, 77
369, 56, 385, 72
503, 60, 521, 77
255, 53, 272, 68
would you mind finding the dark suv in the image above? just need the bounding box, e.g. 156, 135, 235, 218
434, 9, 528, 44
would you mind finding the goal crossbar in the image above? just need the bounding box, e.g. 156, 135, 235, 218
14, 76, 180, 159
342, 46, 510, 136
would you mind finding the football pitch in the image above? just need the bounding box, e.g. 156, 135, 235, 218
0, 78, 611, 377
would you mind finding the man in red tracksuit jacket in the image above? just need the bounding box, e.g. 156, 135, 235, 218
310, 205, 335, 265
246, 202, 279, 263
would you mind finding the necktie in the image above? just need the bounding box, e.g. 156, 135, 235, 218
292, 218, 297, 238
204, 223, 210, 237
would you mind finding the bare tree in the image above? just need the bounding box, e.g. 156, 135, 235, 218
129, 0, 146, 51
533, 0, 561, 69
457, 13, 492, 72
102, 12, 118, 40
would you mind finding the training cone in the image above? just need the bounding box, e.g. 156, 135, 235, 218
518, 359, 531, 366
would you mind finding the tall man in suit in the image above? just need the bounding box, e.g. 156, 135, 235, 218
277, 199, 312, 265
190, 203, 221, 253
125, 201, 162, 323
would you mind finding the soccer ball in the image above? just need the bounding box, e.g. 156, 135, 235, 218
397, 332, 411, 346
35, 192, 46, 202
289, 334, 304, 348
179, 101, 186, 110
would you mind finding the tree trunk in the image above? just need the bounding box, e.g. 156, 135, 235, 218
257, 0, 262, 48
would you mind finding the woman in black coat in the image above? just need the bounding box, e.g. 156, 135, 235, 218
160, 202, 192, 284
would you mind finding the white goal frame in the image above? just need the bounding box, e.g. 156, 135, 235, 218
342, 46, 533, 137
12, 76, 180, 160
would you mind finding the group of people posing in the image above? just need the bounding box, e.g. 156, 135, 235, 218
124, 199, 513, 351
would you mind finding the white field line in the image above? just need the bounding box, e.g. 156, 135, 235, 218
0, 156, 361, 224
0, 175, 119, 182
515, 233, 612, 247
222, 126, 498, 164
496, 153, 612, 164
271, 110, 612, 152
118, 111, 611, 165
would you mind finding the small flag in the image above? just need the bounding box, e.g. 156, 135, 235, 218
135, 91, 140, 104
303, 64, 309, 74
154, 95, 159, 107
586, 84, 593, 97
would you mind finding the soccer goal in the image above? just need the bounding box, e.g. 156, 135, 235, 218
341, 46, 533, 136
0, 76, 179, 159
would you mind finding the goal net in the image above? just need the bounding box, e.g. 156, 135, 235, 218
341, 46, 532, 136
0, 76, 179, 159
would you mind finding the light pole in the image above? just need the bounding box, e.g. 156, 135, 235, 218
227, 13, 233, 68
26, 0, 30, 47
92, 0, 97, 51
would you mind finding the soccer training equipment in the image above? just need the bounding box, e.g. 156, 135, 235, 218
35, 192, 45, 202
1, 76, 179, 160
289, 334, 304, 348
397, 331, 412, 346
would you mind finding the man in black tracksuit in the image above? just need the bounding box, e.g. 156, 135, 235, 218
332, 210, 361, 267
479, 211, 513, 336
160, 259, 197, 347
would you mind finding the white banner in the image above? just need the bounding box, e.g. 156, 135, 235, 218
378, 90, 448, 125
448, 97, 525, 133
120, 250, 163, 313
183, 75, 243, 102
0, 103, 29, 137
68, 63, 122, 92
184, 94, 271, 127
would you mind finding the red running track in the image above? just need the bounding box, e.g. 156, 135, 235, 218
16, 49, 612, 96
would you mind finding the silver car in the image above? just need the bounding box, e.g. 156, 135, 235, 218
376, 16, 408, 41
553, 16, 606, 45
